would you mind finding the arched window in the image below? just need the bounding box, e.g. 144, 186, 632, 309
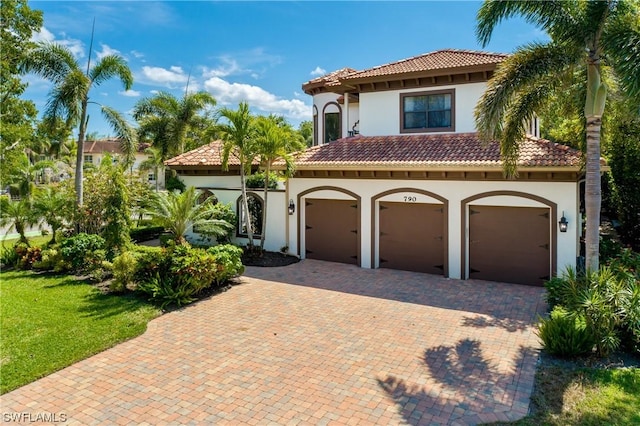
236, 193, 263, 238
197, 189, 217, 205
313, 105, 318, 146
322, 102, 342, 144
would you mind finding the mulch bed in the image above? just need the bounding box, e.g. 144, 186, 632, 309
241, 250, 300, 267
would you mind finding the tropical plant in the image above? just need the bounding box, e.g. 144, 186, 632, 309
101, 161, 132, 258
146, 186, 232, 245
20, 40, 134, 215
219, 102, 258, 248
59, 232, 106, 273
133, 90, 216, 159
0, 197, 36, 245
253, 115, 305, 251
537, 306, 595, 357
475, 0, 640, 272
8, 153, 56, 197
32, 185, 72, 244
139, 146, 164, 191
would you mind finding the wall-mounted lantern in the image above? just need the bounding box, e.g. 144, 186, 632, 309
558, 212, 568, 233
288, 199, 295, 215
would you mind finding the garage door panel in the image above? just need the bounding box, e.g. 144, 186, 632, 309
379, 202, 444, 274
305, 199, 358, 265
469, 205, 550, 286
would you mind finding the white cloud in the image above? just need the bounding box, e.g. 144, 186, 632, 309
96, 43, 122, 60
141, 65, 189, 85
119, 89, 141, 97
31, 27, 85, 58
204, 77, 310, 120
310, 66, 326, 76
130, 50, 145, 59
32, 27, 55, 42
202, 57, 242, 78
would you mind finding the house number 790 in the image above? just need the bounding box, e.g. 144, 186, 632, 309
403, 196, 417, 202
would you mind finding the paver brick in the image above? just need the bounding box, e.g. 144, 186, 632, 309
1, 259, 545, 425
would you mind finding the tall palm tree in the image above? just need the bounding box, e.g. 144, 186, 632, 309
254, 115, 305, 251
133, 91, 216, 159
32, 185, 72, 244
475, 0, 640, 272
20, 42, 134, 212
219, 102, 257, 248
146, 186, 232, 245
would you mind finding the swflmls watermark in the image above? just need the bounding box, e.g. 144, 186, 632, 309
2, 412, 67, 423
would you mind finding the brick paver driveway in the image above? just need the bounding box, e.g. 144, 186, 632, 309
1, 260, 546, 425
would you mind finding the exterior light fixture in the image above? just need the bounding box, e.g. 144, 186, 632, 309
559, 212, 568, 232
288, 199, 295, 215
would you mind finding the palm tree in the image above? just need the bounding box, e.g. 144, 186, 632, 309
133, 91, 216, 159
219, 102, 258, 248
102, 106, 138, 172
32, 185, 72, 244
146, 186, 232, 245
9, 153, 55, 198
475, 0, 640, 272
139, 146, 164, 191
20, 42, 134, 213
254, 115, 305, 251
0, 197, 36, 246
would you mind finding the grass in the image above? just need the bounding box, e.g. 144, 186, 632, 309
1, 234, 51, 248
0, 270, 161, 394
489, 364, 640, 426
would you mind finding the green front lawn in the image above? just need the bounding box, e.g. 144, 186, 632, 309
0, 271, 161, 394
492, 364, 640, 426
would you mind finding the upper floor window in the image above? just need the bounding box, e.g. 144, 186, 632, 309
400, 89, 455, 133
84, 155, 93, 164
322, 102, 341, 144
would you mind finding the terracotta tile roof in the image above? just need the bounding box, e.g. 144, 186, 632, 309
304, 68, 357, 88
164, 140, 259, 167
342, 49, 508, 81
83, 139, 150, 154
288, 133, 582, 170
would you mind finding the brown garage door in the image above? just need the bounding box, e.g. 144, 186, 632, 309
379, 202, 445, 274
305, 198, 358, 265
469, 205, 550, 286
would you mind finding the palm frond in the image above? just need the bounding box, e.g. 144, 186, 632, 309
19, 42, 78, 84
602, 5, 640, 104
101, 106, 138, 168
476, 0, 576, 47
475, 42, 578, 141
90, 55, 133, 89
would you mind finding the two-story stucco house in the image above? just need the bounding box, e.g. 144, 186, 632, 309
167, 49, 584, 287
83, 138, 165, 188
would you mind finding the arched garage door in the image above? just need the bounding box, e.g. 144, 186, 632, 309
469, 205, 550, 286
305, 198, 358, 265
379, 202, 445, 274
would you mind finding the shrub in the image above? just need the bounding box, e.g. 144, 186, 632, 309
0, 246, 19, 269
111, 251, 139, 292
207, 244, 244, 285
135, 244, 221, 308
165, 174, 186, 192
59, 233, 106, 273
32, 248, 65, 272
546, 266, 639, 357
246, 171, 279, 189
129, 226, 164, 243
537, 306, 595, 357
18, 246, 42, 270
137, 273, 195, 309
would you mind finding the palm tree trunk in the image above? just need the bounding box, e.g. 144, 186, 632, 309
75, 101, 89, 217
154, 165, 159, 192
585, 115, 602, 272
260, 165, 270, 252
240, 166, 254, 248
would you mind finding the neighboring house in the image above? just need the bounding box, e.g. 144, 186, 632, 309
166, 49, 588, 287
83, 139, 165, 188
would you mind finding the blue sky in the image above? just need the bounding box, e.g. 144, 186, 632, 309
24, 1, 545, 138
